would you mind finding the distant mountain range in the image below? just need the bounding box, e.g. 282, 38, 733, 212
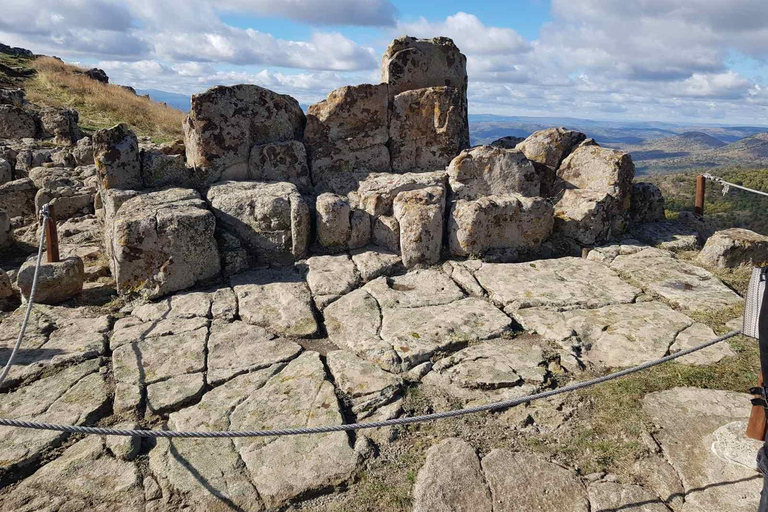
135, 89, 191, 112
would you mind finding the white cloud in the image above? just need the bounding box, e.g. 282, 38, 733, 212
216, 0, 397, 26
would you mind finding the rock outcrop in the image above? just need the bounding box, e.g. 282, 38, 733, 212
697, 228, 768, 268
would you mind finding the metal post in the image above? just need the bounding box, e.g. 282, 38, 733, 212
694, 174, 706, 217
45, 203, 59, 263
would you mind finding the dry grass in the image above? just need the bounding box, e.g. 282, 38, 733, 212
26, 57, 185, 142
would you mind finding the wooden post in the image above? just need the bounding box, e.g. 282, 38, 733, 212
45, 203, 59, 263
694, 174, 706, 217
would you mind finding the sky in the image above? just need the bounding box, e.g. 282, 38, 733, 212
2, 0, 768, 124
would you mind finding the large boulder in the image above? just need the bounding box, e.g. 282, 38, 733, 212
246, 140, 311, 193
447, 145, 539, 199
305, 84, 390, 193
697, 228, 768, 268
490, 135, 525, 149
40, 107, 80, 145
103, 188, 220, 298
0, 178, 36, 218
630, 182, 665, 223
184, 85, 305, 183
393, 186, 444, 268
92, 124, 142, 190
554, 144, 635, 245
140, 151, 194, 189
30, 165, 98, 220
0, 105, 38, 139
206, 180, 310, 265
17, 256, 84, 304
448, 195, 554, 258
516, 128, 586, 196
356, 171, 447, 217
389, 87, 468, 172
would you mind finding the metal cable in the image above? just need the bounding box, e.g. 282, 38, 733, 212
0, 206, 49, 386
0, 330, 741, 438
702, 173, 768, 199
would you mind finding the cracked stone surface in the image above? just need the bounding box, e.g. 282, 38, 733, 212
350, 246, 403, 283
422, 338, 546, 405
305, 254, 358, 309
149, 352, 358, 510
514, 301, 733, 367
326, 350, 402, 419
587, 482, 669, 512
611, 248, 744, 313
469, 257, 640, 311
643, 387, 761, 512
231, 268, 318, 337
0, 359, 109, 478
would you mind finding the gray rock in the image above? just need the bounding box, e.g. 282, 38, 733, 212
389, 87, 467, 172
146, 373, 206, 413
306, 254, 358, 308
92, 124, 142, 190
0, 105, 38, 139
350, 246, 404, 282
0, 87, 24, 107
17, 256, 84, 304
0, 360, 109, 478
632, 456, 685, 509
630, 220, 701, 251
230, 268, 318, 337
442, 260, 485, 296
372, 215, 400, 252
697, 228, 768, 268
0, 209, 11, 250
471, 257, 639, 311
206, 180, 310, 264
643, 388, 761, 511
305, 83, 390, 193
140, 151, 193, 189
110, 316, 207, 350
356, 170, 447, 216
349, 208, 372, 249
40, 107, 80, 145
587, 482, 668, 512
103, 187, 220, 298
413, 438, 493, 512
393, 186, 444, 268
364, 269, 464, 309
611, 248, 743, 313
0, 157, 11, 184
0, 267, 12, 300
448, 194, 554, 258
207, 320, 301, 385
447, 145, 539, 199
0, 178, 36, 218
711, 421, 764, 471
481, 450, 589, 512
382, 36, 468, 99
669, 321, 735, 365
630, 182, 666, 223
184, 84, 305, 182
242, 140, 311, 193
490, 135, 525, 149
105, 422, 141, 460
316, 192, 351, 249
516, 128, 586, 196
73, 136, 94, 165
326, 350, 402, 419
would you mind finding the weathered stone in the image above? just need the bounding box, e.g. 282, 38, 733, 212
92, 124, 142, 190
393, 186, 444, 268
113, 383, 141, 416
216, 230, 250, 277
585, 239, 647, 265
207, 320, 301, 385
587, 482, 669, 512
448, 194, 554, 258
516, 127, 587, 173
17, 256, 84, 304
697, 228, 768, 268
448, 145, 539, 199
0, 437, 144, 512
110, 316, 208, 350
146, 373, 206, 413
481, 450, 589, 512
40, 107, 80, 145
105, 422, 141, 461
0, 178, 36, 218
669, 321, 736, 365
140, 151, 193, 189
0, 267, 12, 301
356, 170, 447, 216
611, 248, 743, 313
0, 360, 108, 478
231, 268, 318, 337
73, 136, 94, 165
184, 84, 305, 182
305, 83, 390, 192
206, 180, 310, 264
349, 209, 372, 249
382, 36, 467, 98
711, 421, 764, 471
326, 350, 402, 419
103, 188, 220, 298
471, 257, 639, 311
0, 209, 11, 250
168, 290, 211, 319
554, 145, 635, 245
372, 215, 400, 252
630, 219, 701, 251
316, 192, 350, 249
630, 182, 666, 223
442, 260, 485, 296
323, 288, 388, 367
306, 254, 358, 308
0, 157, 11, 184
643, 388, 761, 511
632, 456, 685, 509
390, 87, 467, 172
364, 270, 464, 309
0, 88, 24, 107
241, 140, 311, 192
423, 339, 546, 405
413, 438, 493, 512
210, 284, 238, 321
490, 135, 525, 149
0, 105, 38, 139
150, 353, 358, 510
350, 246, 403, 282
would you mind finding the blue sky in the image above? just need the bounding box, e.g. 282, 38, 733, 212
1, 0, 767, 124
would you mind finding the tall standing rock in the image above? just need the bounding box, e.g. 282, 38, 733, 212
184, 85, 305, 183
516, 128, 586, 196
305, 84, 390, 194
393, 186, 445, 268
92, 124, 142, 190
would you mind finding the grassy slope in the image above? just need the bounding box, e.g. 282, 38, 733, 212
2, 54, 184, 142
